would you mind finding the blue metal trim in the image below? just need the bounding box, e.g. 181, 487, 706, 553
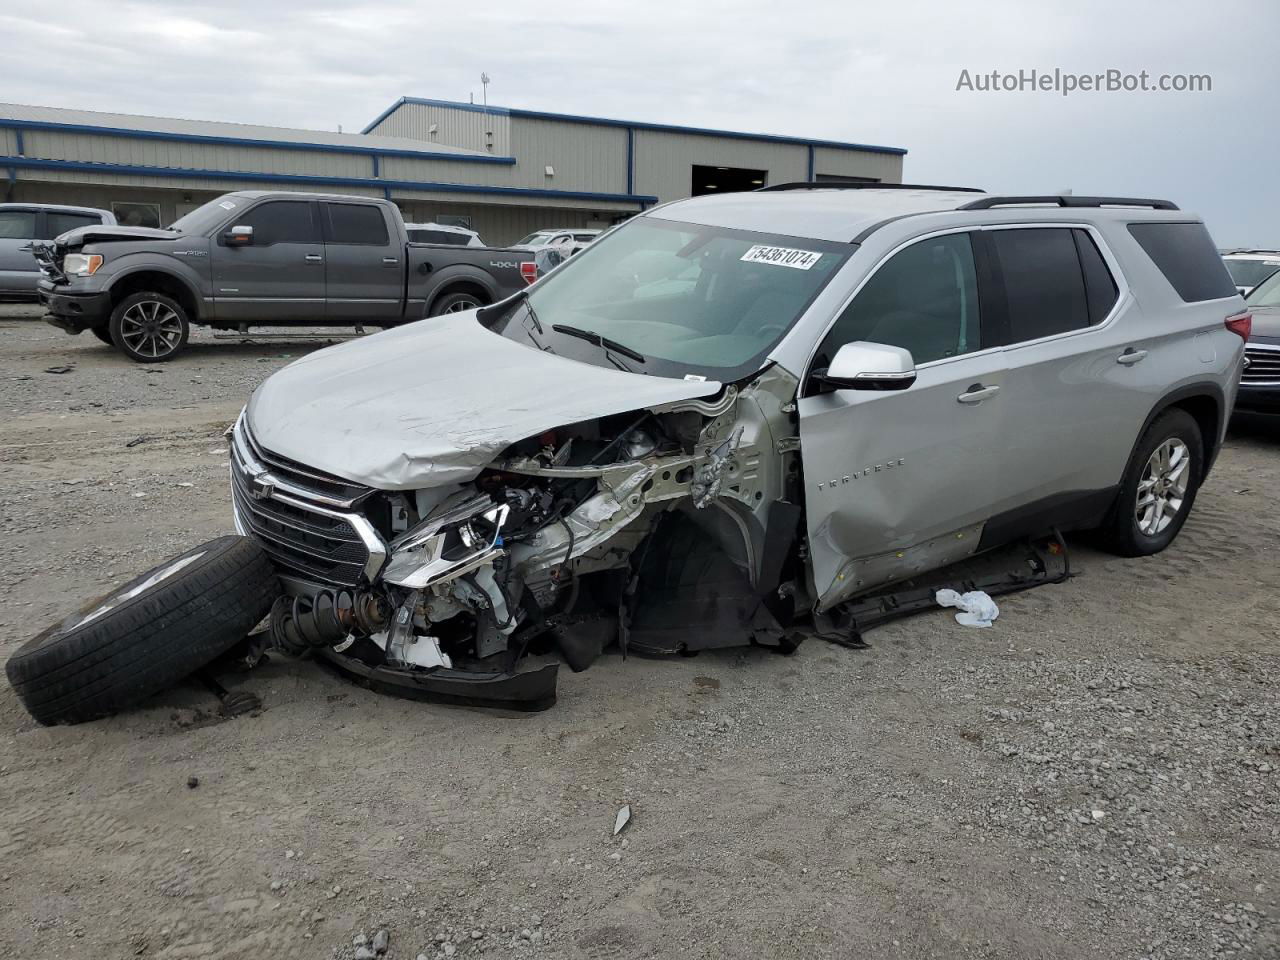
806, 144, 815, 181
372, 154, 380, 178
376, 97, 908, 156
0, 155, 658, 205
625, 127, 634, 196
361, 96, 409, 134
0, 117, 517, 165
14, 129, 23, 156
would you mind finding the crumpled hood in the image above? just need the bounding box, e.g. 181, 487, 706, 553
56, 225, 181, 247
246, 314, 722, 489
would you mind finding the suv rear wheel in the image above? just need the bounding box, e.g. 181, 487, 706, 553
1098, 409, 1203, 557
109, 291, 190, 362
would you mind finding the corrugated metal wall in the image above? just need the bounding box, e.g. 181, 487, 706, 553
391, 200, 616, 246
811, 146, 903, 183
632, 130, 808, 198
369, 102, 511, 156
22, 130, 371, 178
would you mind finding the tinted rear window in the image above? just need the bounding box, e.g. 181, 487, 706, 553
1074, 229, 1119, 323
324, 203, 389, 245
408, 228, 468, 245
1127, 222, 1237, 302
991, 228, 1091, 342
45, 212, 102, 237
0, 210, 36, 239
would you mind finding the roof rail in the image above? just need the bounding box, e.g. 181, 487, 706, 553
757, 181, 984, 194
957, 195, 1178, 211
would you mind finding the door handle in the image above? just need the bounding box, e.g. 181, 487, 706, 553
1117, 348, 1148, 365
382, 257, 399, 265
957, 383, 1000, 404
304, 254, 323, 263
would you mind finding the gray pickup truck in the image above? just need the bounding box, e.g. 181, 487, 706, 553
36, 191, 538, 362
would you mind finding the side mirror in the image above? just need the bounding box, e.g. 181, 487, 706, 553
223, 224, 254, 247
814, 341, 917, 391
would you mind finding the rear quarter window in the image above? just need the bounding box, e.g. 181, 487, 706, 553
1127, 221, 1237, 302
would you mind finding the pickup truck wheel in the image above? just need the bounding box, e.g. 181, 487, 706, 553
90, 327, 113, 345
1097, 409, 1202, 558
109, 292, 190, 363
4, 537, 279, 725
429, 291, 487, 316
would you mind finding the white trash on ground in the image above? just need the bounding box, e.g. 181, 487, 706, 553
935, 589, 1000, 628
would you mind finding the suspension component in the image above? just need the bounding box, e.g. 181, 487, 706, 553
268, 589, 390, 655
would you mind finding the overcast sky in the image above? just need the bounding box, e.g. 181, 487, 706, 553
2, 0, 1275, 243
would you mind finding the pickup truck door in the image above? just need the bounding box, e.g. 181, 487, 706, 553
0, 208, 39, 295
320, 201, 403, 322
796, 230, 1012, 610
210, 198, 325, 323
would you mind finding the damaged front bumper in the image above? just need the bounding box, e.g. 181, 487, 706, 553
229, 377, 794, 707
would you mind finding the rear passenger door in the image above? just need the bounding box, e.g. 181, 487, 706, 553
983, 225, 1147, 532
320, 201, 402, 322
0, 208, 39, 294
210, 198, 324, 323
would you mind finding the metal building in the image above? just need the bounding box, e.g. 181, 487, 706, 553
0, 99, 906, 245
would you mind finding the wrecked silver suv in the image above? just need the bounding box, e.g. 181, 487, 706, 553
230, 184, 1244, 708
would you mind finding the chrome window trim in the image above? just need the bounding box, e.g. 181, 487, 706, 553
799, 221, 1133, 381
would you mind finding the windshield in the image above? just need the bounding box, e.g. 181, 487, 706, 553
1246, 269, 1280, 307
497, 216, 852, 380
1226, 257, 1280, 290
518, 232, 557, 246
168, 196, 244, 234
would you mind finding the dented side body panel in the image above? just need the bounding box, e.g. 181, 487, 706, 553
245, 313, 723, 489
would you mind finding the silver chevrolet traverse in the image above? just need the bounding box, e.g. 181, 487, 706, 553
229, 184, 1247, 707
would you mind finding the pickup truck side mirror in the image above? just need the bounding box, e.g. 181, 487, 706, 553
813, 341, 917, 391
223, 224, 254, 247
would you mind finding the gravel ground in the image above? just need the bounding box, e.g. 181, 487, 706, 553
0, 303, 1276, 960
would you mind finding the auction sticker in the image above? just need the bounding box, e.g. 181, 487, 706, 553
740, 245, 822, 270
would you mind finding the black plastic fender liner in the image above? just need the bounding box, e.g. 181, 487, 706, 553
316, 648, 559, 712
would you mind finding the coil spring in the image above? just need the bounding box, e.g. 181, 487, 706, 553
268, 589, 357, 656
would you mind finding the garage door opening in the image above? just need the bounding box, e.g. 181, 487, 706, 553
691, 165, 767, 196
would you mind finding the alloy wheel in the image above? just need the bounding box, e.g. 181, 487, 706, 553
119, 300, 184, 359
444, 297, 480, 313
1135, 438, 1191, 536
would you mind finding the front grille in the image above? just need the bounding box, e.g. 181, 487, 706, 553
241, 422, 371, 503
231, 431, 374, 587
1243, 346, 1280, 385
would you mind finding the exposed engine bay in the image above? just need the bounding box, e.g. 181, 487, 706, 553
231, 366, 807, 709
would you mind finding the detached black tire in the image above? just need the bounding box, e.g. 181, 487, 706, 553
5, 537, 279, 725
1097, 409, 1203, 558
90, 326, 113, 345
428, 291, 487, 317
108, 291, 190, 363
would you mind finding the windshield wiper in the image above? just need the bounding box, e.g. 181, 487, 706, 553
551, 324, 646, 366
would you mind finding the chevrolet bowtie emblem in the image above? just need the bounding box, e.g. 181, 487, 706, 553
250, 475, 275, 500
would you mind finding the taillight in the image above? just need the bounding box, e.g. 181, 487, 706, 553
1225, 312, 1252, 340
520, 261, 538, 285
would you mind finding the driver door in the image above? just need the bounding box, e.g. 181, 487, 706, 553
797, 230, 1012, 609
